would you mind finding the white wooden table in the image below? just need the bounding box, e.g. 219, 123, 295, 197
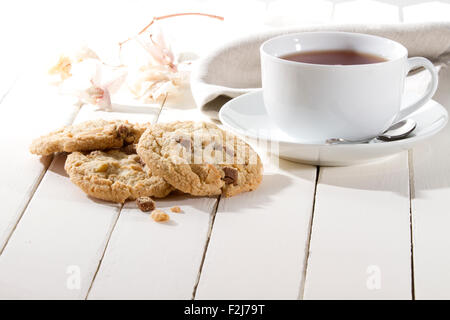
0, 0, 449, 300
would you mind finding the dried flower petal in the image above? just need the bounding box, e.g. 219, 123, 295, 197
51, 13, 223, 110
145, 24, 176, 70
49, 46, 100, 82
49, 55, 72, 80
60, 59, 127, 111
127, 63, 188, 102
73, 46, 100, 62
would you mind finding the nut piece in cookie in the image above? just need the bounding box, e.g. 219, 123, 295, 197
151, 209, 170, 222
65, 149, 173, 203
30, 119, 148, 156
137, 121, 263, 197
136, 196, 156, 212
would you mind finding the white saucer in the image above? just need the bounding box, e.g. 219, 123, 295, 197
219, 90, 448, 166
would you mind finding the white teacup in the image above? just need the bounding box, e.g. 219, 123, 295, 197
260, 32, 438, 142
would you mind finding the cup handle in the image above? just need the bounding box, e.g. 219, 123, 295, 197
394, 57, 439, 122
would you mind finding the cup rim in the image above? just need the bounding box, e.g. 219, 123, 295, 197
260, 31, 408, 68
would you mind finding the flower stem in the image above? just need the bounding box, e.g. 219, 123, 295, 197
118, 12, 224, 68
138, 13, 224, 35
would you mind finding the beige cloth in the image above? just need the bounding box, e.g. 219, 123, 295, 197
191, 22, 450, 119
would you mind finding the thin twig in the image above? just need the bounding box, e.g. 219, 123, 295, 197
119, 12, 224, 47
138, 13, 224, 35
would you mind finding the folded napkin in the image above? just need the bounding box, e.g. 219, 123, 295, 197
191, 22, 450, 119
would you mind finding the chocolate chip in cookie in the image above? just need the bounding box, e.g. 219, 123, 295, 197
122, 144, 137, 155
213, 143, 222, 151
175, 136, 192, 150
136, 196, 156, 212
222, 167, 238, 185
136, 157, 146, 167
223, 145, 235, 157
117, 124, 129, 138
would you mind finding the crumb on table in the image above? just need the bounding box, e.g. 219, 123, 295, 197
136, 196, 155, 212
151, 209, 170, 222
170, 206, 182, 213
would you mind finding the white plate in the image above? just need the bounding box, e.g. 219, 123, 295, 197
219, 90, 448, 166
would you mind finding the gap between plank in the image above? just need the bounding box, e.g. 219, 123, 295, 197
408, 149, 416, 300
84, 93, 167, 297
298, 166, 320, 299
157, 92, 222, 300
85, 204, 123, 299
0, 105, 81, 256
191, 195, 221, 300
0, 75, 18, 107
0, 156, 54, 255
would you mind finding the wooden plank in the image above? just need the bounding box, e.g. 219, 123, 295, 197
403, 2, 450, 23
87, 195, 217, 299
0, 155, 120, 299
88, 105, 219, 299
158, 105, 213, 123
73, 102, 161, 124
333, 0, 400, 24
0, 101, 160, 299
0, 75, 79, 253
410, 67, 450, 299
303, 153, 412, 299
265, 0, 334, 27
156, 103, 318, 300
0, 2, 21, 102
0, 73, 16, 105
195, 160, 317, 299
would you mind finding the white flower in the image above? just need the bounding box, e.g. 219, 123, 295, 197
137, 23, 176, 71
73, 46, 100, 63
61, 59, 127, 111
48, 55, 72, 80
48, 46, 100, 81
128, 63, 189, 102
50, 14, 223, 109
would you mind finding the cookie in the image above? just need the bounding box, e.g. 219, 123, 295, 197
137, 121, 263, 197
30, 120, 148, 156
64, 149, 174, 203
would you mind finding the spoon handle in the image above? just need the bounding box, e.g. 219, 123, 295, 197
326, 138, 373, 145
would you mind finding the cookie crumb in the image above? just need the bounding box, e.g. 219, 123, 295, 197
136, 196, 155, 212
170, 206, 182, 213
151, 209, 170, 222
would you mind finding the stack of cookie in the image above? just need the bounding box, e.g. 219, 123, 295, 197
30, 119, 263, 206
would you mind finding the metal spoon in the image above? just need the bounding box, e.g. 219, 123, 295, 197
326, 119, 417, 145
